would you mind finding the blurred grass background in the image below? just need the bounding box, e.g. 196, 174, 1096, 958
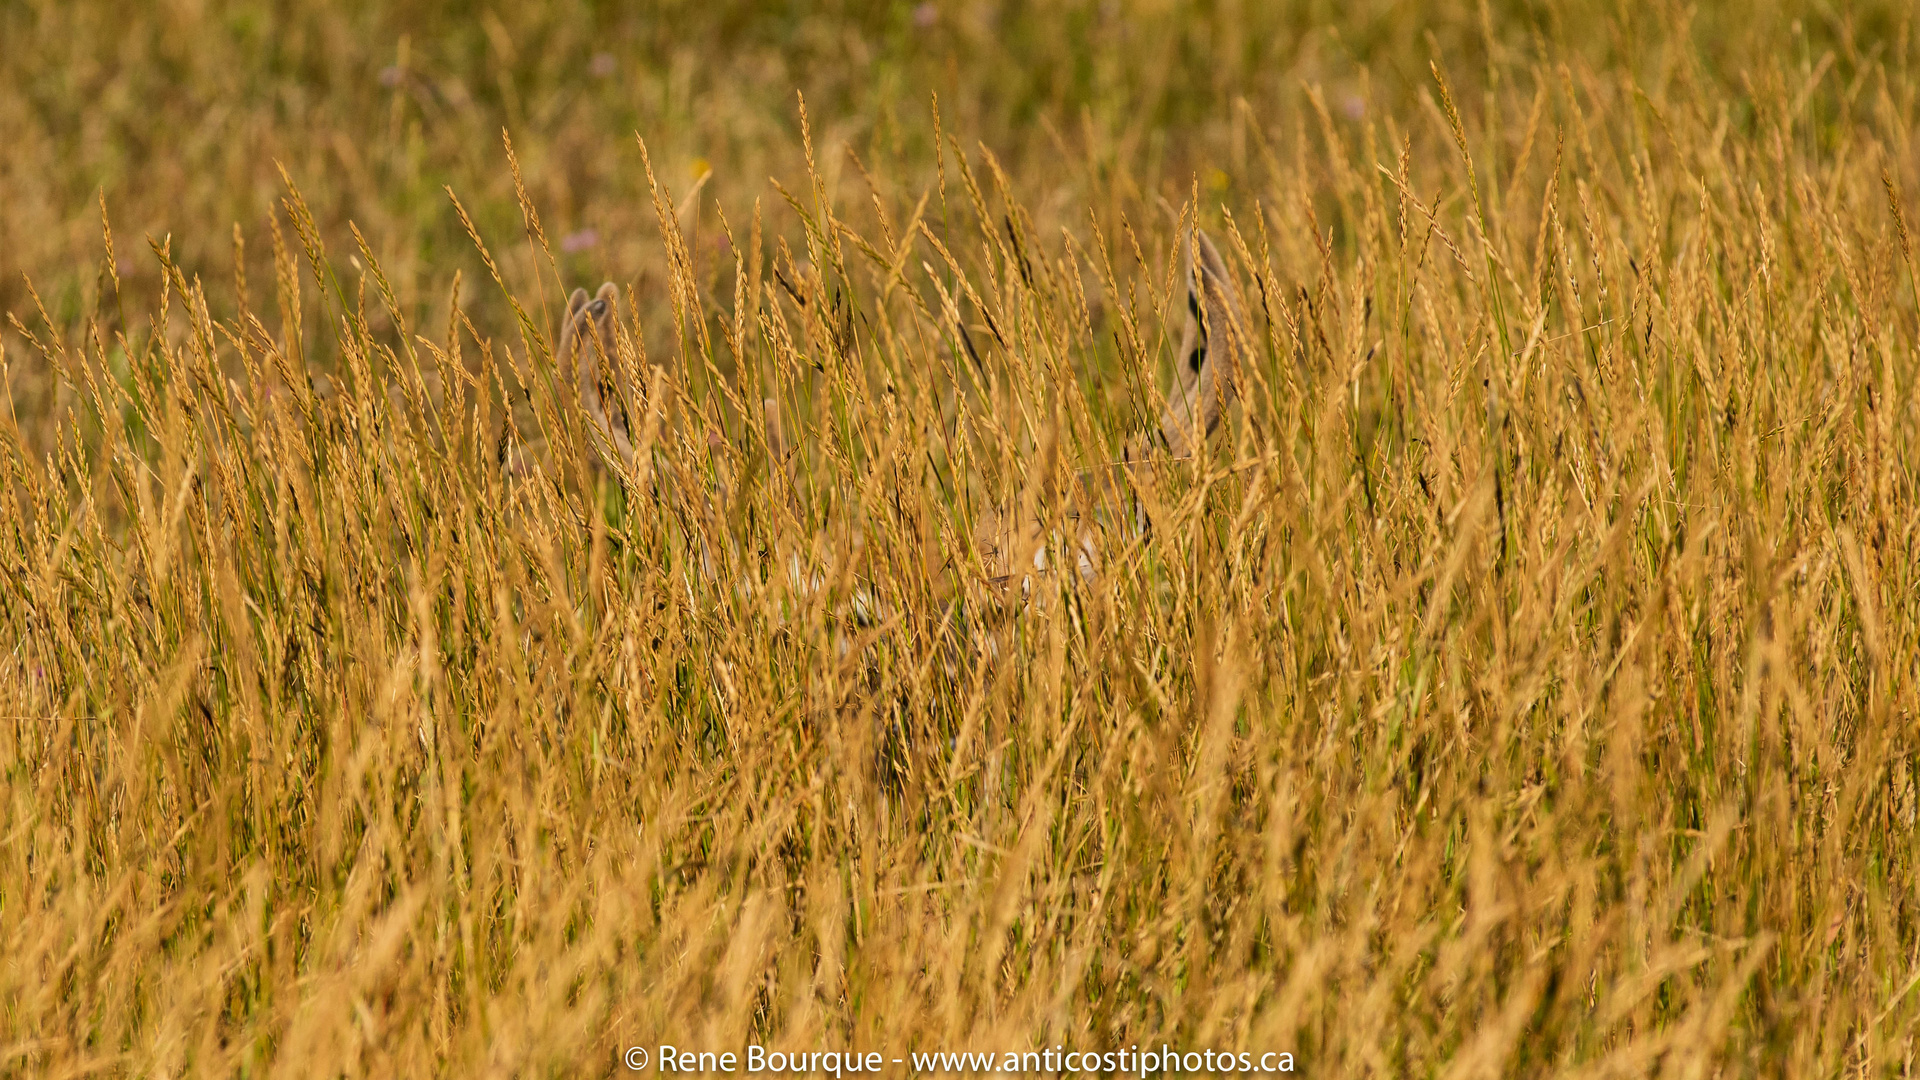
5, 1, 1920, 1077
5, 0, 1905, 326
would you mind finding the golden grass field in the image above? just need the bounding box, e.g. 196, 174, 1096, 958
4, 1, 1920, 1075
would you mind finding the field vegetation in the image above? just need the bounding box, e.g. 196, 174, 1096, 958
4, 1, 1920, 1075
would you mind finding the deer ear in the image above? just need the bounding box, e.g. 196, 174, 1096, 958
559, 288, 590, 371
1189, 229, 1243, 407
585, 282, 619, 360
1191, 230, 1232, 299
590, 281, 617, 316
1157, 227, 1247, 459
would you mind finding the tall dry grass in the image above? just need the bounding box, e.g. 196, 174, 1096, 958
4, 2, 1920, 1076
